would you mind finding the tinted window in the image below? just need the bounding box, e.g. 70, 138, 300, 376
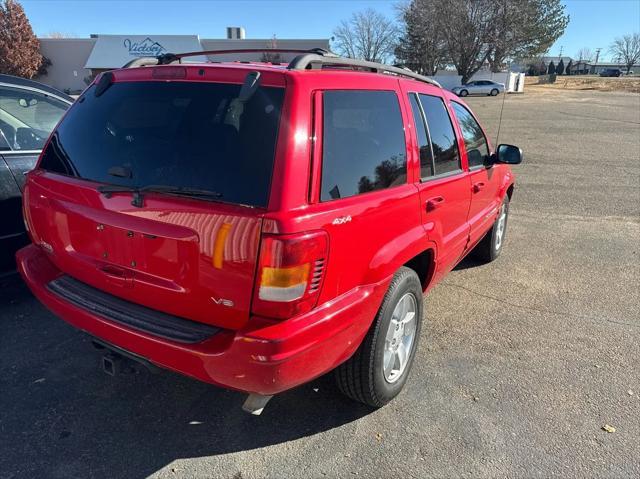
408, 93, 433, 178
0, 86, 68, 151
40, 81, 284, 207
451, 102, 489, 168
321, 90, 406, 201
418, 94, 460, 175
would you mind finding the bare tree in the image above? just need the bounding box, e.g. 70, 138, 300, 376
261, 35, 282, 64
575, 47, 593, 62
332, 9, 398, 63
395, 0, 446, 75
0, 0, 44, 78
45, 31, 72, 38
609, 33, 640, 74
437, 0, 496, 84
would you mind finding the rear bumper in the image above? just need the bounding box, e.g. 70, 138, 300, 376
17, 244, 389, 395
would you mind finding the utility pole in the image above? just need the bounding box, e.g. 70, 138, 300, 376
593, 48, 602, 75
558, 45, 564, 59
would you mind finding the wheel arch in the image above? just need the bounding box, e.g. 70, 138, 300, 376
364, 226, 437, 293
403, 248, 436, 292
506, 183, 515, 200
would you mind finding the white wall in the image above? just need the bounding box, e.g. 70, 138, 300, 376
38, 38, 96, 93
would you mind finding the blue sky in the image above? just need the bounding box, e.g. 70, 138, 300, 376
21, 0, 640, 61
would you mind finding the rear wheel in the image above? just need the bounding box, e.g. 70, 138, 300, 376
472, 196, 509, 263
490, 88, 499, 96
335, 267, 423, 407
459, 89, 469, 97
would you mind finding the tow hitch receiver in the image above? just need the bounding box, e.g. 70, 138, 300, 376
92, 338, 161, 376
102, 352, 123, 376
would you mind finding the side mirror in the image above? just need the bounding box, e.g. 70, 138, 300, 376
494, 144, 523, 164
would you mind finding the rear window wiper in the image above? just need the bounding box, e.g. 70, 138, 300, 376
97, 184, 222, 207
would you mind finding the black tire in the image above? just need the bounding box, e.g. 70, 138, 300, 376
335, 267, 423, 407
472, 196, 510, 263
490, 88, 499, 96
459, 89, 468, 97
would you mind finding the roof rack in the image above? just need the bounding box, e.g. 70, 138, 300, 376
121, 48, 441, 88
287, 53, 441, 87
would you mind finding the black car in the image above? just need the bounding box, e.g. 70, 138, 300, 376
1, 74, 73, 272
599, 68, 623, 77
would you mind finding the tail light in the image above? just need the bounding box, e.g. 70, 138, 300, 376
252, 231, 329, 319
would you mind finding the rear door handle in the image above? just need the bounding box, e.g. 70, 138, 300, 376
426, 196, 445, 212
473, 182, 485, 193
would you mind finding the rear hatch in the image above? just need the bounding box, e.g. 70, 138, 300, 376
24, 66, 286, 330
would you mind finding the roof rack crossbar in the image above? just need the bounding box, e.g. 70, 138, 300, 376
122, 48, 334, 68
122, 57, 161, 68
287, 53, 441, 88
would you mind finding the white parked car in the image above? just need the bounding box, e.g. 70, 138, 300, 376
452, 80, 505, 97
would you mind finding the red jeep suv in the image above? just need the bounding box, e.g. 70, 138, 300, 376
16, 50, 522, 414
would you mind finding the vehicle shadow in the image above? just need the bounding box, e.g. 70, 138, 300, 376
0, 275, 372, 479
453, 255, 485, 271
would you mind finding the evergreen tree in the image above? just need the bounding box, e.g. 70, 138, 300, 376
539, 61, 547, 75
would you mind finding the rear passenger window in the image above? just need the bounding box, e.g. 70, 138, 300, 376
321, 90, 407, 201
451, 102, 489, 168
408, 93, 434, 178
418, 94, 460, 176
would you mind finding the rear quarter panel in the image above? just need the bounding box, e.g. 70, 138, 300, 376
265, 72, 432, 305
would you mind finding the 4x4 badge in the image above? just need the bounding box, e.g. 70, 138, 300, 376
332, 215, 352, 225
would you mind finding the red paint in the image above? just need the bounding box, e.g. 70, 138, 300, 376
17, 63, 517, 395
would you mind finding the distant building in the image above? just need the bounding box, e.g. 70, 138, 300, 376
37, 29, 329, 93
566, 60, 591, 75
512, 55, 639, 75
570, 61, 639, 74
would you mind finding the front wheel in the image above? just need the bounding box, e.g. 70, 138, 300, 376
472, 196, 510, 262
335, 267, 423, 407
490, 88, 499, 96
459, 89, 469, 97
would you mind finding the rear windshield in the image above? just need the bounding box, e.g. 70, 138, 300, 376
39, 80, 285, 207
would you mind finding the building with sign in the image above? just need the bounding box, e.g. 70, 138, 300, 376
38, 29, 329, 93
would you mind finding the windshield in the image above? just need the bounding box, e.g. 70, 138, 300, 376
0, 85, 69, 151
39, 80, 285, 207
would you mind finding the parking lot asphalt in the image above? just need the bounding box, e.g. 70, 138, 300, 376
1, 88, 639, 479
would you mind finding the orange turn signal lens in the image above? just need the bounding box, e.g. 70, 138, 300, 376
259, 264, 310, 302
261, 264, 310, 288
